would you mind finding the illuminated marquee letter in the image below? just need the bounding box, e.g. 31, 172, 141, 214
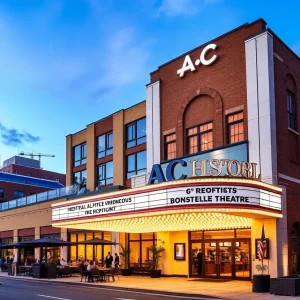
200, 43, 217, 65
191, 160, 208, 177
177, 55, 196, 78
148, 164, 166, 184
166, 159, 187, 181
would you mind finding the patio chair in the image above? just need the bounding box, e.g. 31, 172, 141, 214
61, 266, 71, 277
103, 267, 116, 282
90, 268, 101, 282
80, 269, 89, 282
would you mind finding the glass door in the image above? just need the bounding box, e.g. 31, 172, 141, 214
191, 242, 203, 276
204, 242, 217, 277
234, 240, 251, 278
219, 241, 233, 277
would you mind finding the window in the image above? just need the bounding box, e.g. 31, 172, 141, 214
28, 172, 32, 176
73, 143, 87, 167
227, 112, 244, 144
97, 132, 113, 158
126, 150, 146, 179
73, 170, 87, 186
0, 188, 4, 199
126, 117, 146, 148
56, 178, 60, 182
288, 91, 296, 131
13, 191, 24, 198
165, 133, 176, 160
97, 161, 113, 186
187, 122, 213, 154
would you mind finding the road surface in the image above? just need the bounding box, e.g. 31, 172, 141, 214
0, 277, 221, 300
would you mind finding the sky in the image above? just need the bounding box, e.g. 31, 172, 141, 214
0, 0, 299, 175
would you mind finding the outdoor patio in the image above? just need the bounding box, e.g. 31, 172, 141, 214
1, 272, 299, 300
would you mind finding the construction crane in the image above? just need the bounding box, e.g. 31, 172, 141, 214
19, 151, 55, 161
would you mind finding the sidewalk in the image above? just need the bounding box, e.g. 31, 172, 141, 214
0, 272, 298, 300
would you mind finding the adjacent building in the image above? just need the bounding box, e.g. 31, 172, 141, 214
1, 18, 300, 280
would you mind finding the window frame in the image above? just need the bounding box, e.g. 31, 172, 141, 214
73, 143, 87, 167
13, 190, 24, 199
73, 170, 87, 186
164, 133, 177, 160
227, 111, 244, 145
97, 161, 113, 187
125, 117, 146, 149
186, 122, 213, 155
287, 90, 297, 131
97, 131, 113, 158
126, 150, 147, 180
0, 188, 4, 199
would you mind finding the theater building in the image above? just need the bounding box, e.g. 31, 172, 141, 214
1, 18, 300, 280
51, 18, 300, 280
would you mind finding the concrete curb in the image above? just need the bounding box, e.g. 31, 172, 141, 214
0, 274, 223, 299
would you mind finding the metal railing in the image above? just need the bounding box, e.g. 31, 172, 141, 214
0, 185, 77, 211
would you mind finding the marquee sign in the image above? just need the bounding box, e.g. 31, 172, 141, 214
177, 43, 218, 77
148, 158, 260, 185
52, 182, 281, 222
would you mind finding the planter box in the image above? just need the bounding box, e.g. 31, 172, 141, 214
252, 274, 270, 293
33, 264, 57, 279
149, 270, 161, 278
270, 277, 300, 296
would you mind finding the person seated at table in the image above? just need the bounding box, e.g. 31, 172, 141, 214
60, 258, 67, 266
87, 261, 95, 282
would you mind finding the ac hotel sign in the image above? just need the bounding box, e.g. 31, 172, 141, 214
148, 158, 260, 184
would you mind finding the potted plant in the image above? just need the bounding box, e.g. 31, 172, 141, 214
119, 245, 133, 276
147, 242, 165, 278
253, 264, 270, 293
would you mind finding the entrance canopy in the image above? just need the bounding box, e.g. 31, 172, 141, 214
52, 178, 282, 233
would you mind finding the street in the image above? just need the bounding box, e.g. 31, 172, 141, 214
0, 278, 220, 300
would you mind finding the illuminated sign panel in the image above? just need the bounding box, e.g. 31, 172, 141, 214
52, 182, 281, 222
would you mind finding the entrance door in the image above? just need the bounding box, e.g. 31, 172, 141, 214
204, 241, 233, 278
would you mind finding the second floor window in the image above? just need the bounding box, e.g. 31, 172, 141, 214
227, 112, 244, 144
126, 150, 146, 179
98, 132, 113, 158
165, 133, 176, 160
73, 143, 87, 167
0, 188, 4, 199
13, 190, 24, 199
187, 122, 213, 154
73, 170, 87, 187
287, 91, 296, 131
97, 161, 113, 187
126, 117, 146, 148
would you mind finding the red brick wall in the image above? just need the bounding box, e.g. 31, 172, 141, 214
273, 33, 300, 274
0, 181, 50, 202
1, 164, 66, 185
150, 20, 266, 160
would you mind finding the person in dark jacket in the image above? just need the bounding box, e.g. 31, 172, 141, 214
197, 250, 203, 276
114, 253, 120, 267
105, 252, 113, 268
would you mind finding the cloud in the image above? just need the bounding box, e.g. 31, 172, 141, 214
0, 123, 41, 147
156, 0, 222, 17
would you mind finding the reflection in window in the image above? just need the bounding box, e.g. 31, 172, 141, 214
97, 161, 113, 187
73, 170, 87, 187
187, 122, 213, 154
0, 188, 4, 199
73, 143, 87, 167
227, 112, 244, 144
98, 132, 113, 158
126, 150, 146, 179
126, 118, 146, 148
13, 190, 24, 199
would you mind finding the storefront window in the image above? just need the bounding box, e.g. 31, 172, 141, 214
0, 238, 13, 261
68, 231, 111, 263
128, 232, 156, 268
19, 236, 34, 264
